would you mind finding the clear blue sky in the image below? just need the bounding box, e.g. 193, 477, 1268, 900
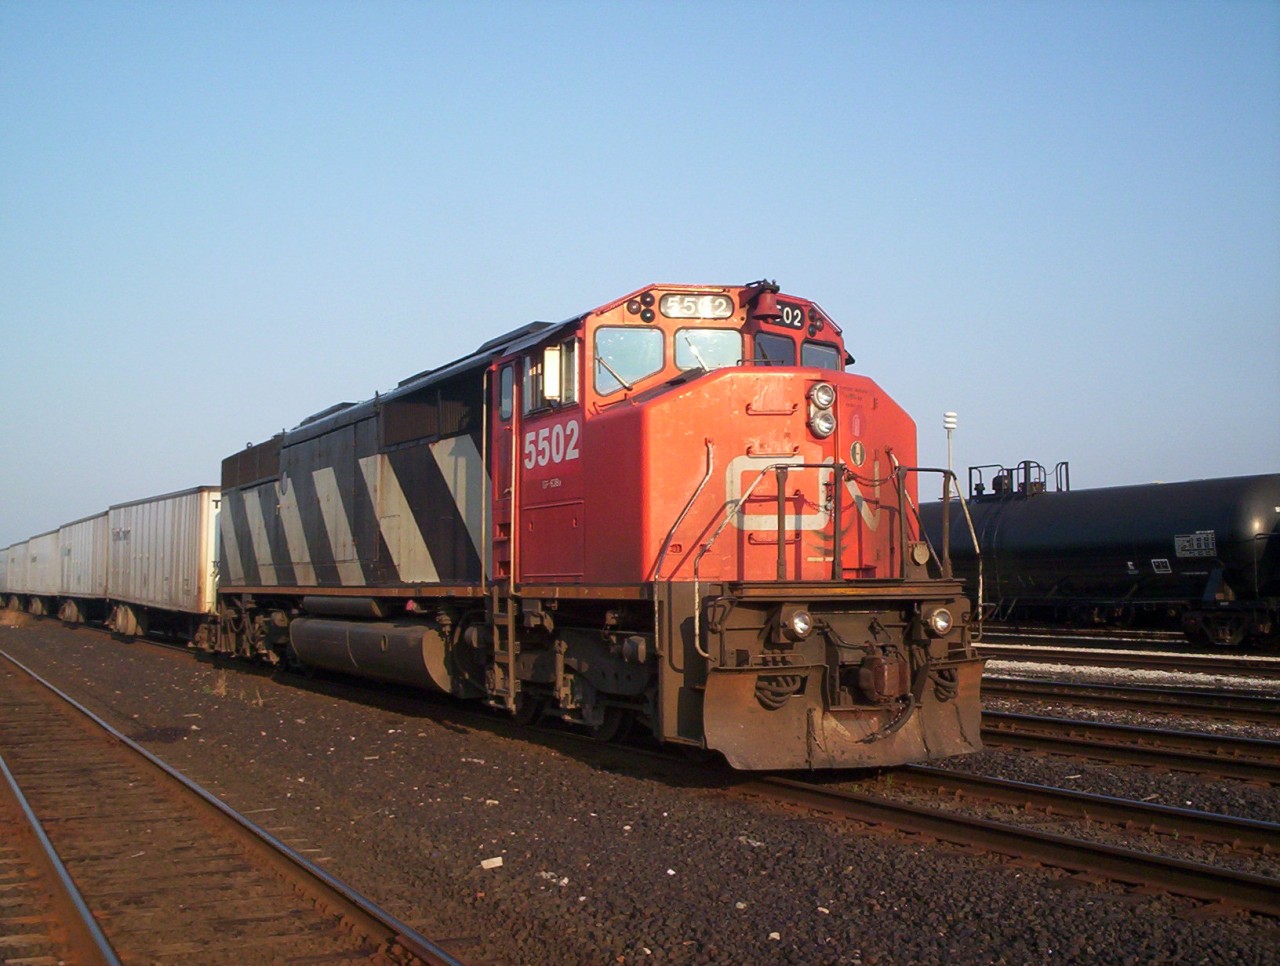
2, 0, 1277, 547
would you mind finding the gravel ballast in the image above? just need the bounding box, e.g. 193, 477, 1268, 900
1, 621, 1277, 965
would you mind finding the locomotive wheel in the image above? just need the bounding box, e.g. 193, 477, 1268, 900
513, 691, 544, 726
680, 744, 716, 764
588, 706, 629, 742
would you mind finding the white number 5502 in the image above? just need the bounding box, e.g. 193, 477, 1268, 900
523, 419, 581, 470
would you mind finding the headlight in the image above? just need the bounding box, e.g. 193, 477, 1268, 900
777, 605, 815, 642
808, 382, 836, 409
810, 409, 836, 438
925, 607, 954, 636
788, 610, 814, 639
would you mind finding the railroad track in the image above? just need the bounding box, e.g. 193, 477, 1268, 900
0, 649, 466, 966
893, 764, 1280, 852
977, 643, 1280, 679
981, 710, 1280, 784
0, 749, 118, 965
981, 626, 1187, 647
738, 773, 1280, 917
984, 675, 1280, 725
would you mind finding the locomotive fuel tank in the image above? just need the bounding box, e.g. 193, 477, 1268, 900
289, 617, 483, 697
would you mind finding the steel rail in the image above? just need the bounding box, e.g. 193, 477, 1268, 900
0, 751, 121, 966
977, 644, 1280, 679
0, 648, 466, 966
981, 711, 1280, 784
897, 764, 1280, 852
983, 627, 1186, 645
746, 777, 1280, 917
983, 675, 1280, 724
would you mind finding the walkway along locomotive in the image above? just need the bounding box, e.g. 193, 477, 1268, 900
919, 460, 1280, 648
3, 281, 984, 770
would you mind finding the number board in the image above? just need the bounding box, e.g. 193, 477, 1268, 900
659, 293, 734, 320
774, 300, 806, 330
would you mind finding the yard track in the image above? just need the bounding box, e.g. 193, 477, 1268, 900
978, 643, 1280, 679
983, 675, 1280, 724
981, 710, 1280, 784
741, 774, 1280, 917
0, 648, 466, 965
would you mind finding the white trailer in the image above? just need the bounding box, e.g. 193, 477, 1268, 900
26, 530, 60, 616
107, 486, 220, 640
5, 542, 28, 608
58, 511, 110, 623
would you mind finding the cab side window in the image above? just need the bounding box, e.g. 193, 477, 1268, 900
801, 340, 842, 371
499, 365, 513, 421
558, 338, 578, 403
523, 339, 578, 414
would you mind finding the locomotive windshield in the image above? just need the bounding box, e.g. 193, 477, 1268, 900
675, 328, 742, 371
594, 326, 664, 394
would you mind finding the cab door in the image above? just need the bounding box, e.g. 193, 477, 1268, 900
489, 362, 517, 581
516, 339, 585, 582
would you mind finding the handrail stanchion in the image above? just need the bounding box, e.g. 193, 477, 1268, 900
897, 468, 908, 579
830, 462, 844, 581
775, 466, 789, 580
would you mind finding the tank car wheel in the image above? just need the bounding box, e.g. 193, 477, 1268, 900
1209, 616, 1248, 648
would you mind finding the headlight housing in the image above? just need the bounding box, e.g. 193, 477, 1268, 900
788, 609, 814, 639
924, 606, 954, 637
776, 604, 815, 643
808, 382, 836, 409
807, 381, 837, 438
810, 409, 836, 438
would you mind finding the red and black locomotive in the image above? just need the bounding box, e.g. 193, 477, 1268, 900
215, 281, 984, 769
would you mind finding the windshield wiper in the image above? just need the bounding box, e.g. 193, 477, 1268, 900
595, 355, 633, 391
681, 334, 711, 371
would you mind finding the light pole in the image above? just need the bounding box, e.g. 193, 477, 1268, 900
943, 412, 957, 483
